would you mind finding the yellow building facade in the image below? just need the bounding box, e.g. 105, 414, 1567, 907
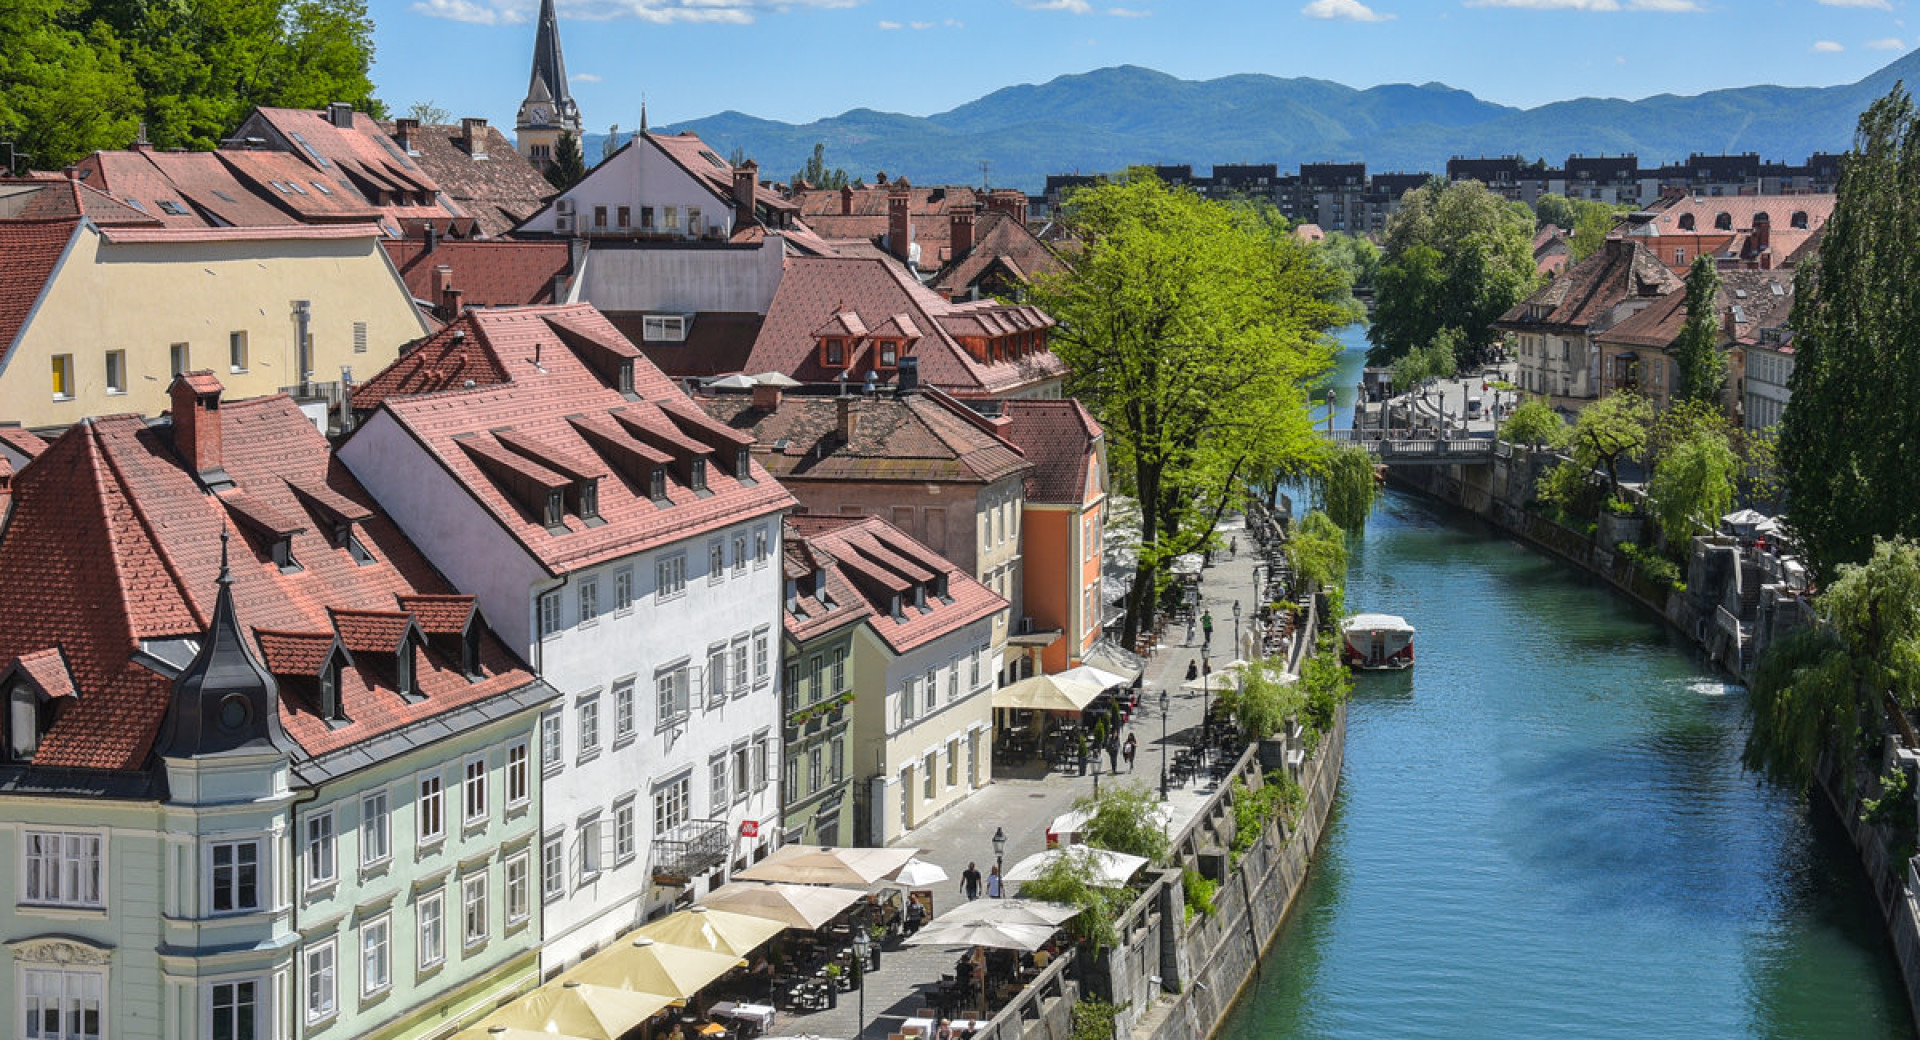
4, 222, 426, 429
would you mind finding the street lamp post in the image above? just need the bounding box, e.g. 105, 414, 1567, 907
1199, 651, 1211, 766
1092, 746, 1102, 797
1159, 690, 1171, 800
852, 914, 871, 1040
1325, 388, 1337, 437
1232, 601, 1242, 661
992, 827, 1007, 874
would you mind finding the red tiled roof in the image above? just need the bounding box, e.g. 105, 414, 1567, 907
382, 239, 571, 308
609, 311, 764, 382
97, 223, 382, 244
742, 257, 1065, 397
0, 395, 545, 769
8, 648, 77, 700
380, 121, 553, 238
928, 212, 1069, 299
238, 107, 467, 235
697, 390, 1030, 487
1001, 399, 1102, 505
0, 427, 48, 459
330, 609, 417, 655
785, 514, 1005, 654
1497, 239, 1683, 333
177, 370, 225, 395
255, 629, 340, 676
1598, 269, 1795, 351
0, 219, 76, 364
0, 176, 160, 225
74, 151, 209, 229
782, 522, 875, 644
215, 150, 381, 223
397, 594, 476, 635
356, 304, 796, 576
349, 320, 515, 411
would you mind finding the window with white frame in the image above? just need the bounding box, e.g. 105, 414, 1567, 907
656, 663, 690, 727
417, 891, 445, 970
754, 735, 769, 790
658, 554, 687, 599
305, 810, 336, 887
541, 831, 565, 900
753, 628, 771, 685
947, 739, 959, 786
541, 711, 563, 772
902, 678, 920, 723
785, 755, 798, 798
463, 755, 488, 826
732, 534, 748, 576
831, 740, 845, 784
579, 579, 599, 625
462, 873, 488, 947
733, 744, 751, 801
923, 752, 937, 799
707, 644, 727, 705
614, 797, 637, 863
579, 815, 605, 879
505, 852, 530, 926
615, 567, 634, 612
971, 646, 984, 688
578, 695, 601, 758
948, 658, 959, 703
807, 655, 823, 703
361, 914, 391, 996
708, 541, 726, 584
304, 938, 337, 1023
23, 831, 103, 908
208, 979, 258, 1040
808, 747, 823, 792
755, 527, 770, 567
730, 638, 749, 695
209, 840, 260, 914
506, 740, 530, 808
418, 774, 445, 844
22, 967, 103, 1040
831, 647, 848, 694
614, 678, 636, 740
709, 755, 729, 813
539, 591, 562, 639
361, 790, 391, 867
654, 773, 690, 833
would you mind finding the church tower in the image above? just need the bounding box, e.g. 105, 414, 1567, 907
515, 0, 582, 169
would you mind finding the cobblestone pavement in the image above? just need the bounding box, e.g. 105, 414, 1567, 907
774, 524, 1271, 1039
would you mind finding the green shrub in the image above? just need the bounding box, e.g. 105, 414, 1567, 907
1070, 1000, 1122, 1040
1182, 867, 1217, 922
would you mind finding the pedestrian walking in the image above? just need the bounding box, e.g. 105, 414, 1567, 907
1229, 537, 1238, 558
1106, 734, 1120, 772
1185, 659, 1199, 682
1123, 732, 1137, 772
986, 865, 1003, 899
1201, 611, 1214, 648
961, 861, 982, 901
1185, 615, 1196, 644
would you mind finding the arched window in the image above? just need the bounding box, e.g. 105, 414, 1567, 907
1714, 212, 1733, 231
1791, 211, 1809, 230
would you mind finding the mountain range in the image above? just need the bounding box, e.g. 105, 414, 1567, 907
605, 50, 1920, 193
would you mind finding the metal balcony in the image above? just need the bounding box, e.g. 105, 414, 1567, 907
651, 818, 730, 885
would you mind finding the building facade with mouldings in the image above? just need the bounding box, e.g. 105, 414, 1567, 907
341, 304, 795, 975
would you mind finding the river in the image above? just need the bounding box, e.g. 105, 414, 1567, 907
1222, 327, 1914, 1039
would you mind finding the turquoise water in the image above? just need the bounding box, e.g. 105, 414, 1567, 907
1223, 328, 1914, 1039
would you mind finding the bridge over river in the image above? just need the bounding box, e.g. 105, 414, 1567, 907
1318, 427, 1506, 465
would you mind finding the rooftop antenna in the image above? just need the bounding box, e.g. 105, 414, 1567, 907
979, 160, 991, 190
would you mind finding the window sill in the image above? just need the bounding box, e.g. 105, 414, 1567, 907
15, 903, 106, 920
464, 936, 489, 953
578, 749, 601, 766
417, 960, 445, 980
305, 878, 339, 900
230, 368, 248, 375
506, 799, 531, 817
415, 837, 447, 860
361, 984, 392, 1007
51, 395, 73, 402
614, 733, 636, 751
506, 915, 531, 935
360, 856, 392, 880
106, 389, 127, 397
463, 818, 489, 837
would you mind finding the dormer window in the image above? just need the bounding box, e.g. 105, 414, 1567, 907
543, 489, 564, 530
395, 643, 419, 701
890, 593, 904, 621
914, 585, 928, 612
649, 467, 668, 502
690, 458, 708, 492
823, 339, 845, 367
618, 361, 635, 396
935, 574, 951, 601
5, 681, 57, 762
462, 623, 483, 679
785, 579, 800, 611
878, 342, 898, 369
271, 535, 299, 573
318, 658, 345, 723
574, 478, 601, 523
736, 448, 753, 484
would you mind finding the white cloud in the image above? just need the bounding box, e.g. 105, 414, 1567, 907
1867, 36, 1907, 49
1818, 0, 1892, 9
417, 0, 860, 24
1303, 0, 1393, 19
1106, 6, 1151, 15
1463, 0, 1701, 10
1812, 39, 1846, 51
945, 17, 963, 25
573, 72, 603, 82
1022, 0, 1095, 12
877, 17, 901, 26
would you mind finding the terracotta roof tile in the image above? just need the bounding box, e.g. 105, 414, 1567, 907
0, 219, 78, 365
1001, 399, 1102, 505
396, 594, 476, 635
784, 514, 1004, 654
380, 121, 553, 237
1497, 239, 1683, 333
329, 609, 416, 655
255, 629, 340, 675
698, 391, 1030, 487
0, 427, 48, 459
382, 239, 570, 309
7, 648, 77, 700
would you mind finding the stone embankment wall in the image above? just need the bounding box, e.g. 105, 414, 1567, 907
1383, 451, 1920, 1028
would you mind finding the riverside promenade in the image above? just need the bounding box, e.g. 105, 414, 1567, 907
777, 519, 1273, 1040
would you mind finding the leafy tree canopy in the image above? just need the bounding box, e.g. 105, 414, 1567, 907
0, 0, 381, 166
793, 141, 849, 191
1780, 84, 1920, 582
1031, 169, 1347, 644
1311, 442, 1380, 535
1389, 327, 1458, 392
1673, 255, 1726, 406
1369, 179, 1537, 368
1499, 397, 1567, 449
545, 130, 587, 190
1076, 782, 1172, 864
1565, 391, 1653, 502
1647, 427, 1737, 550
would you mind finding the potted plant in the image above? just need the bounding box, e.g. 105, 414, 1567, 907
823, 963, 844, 1004
868, 923, 887, 970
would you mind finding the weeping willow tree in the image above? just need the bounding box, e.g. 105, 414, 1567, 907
1746, 537, 1920, 792
1311, 443, 1381, 535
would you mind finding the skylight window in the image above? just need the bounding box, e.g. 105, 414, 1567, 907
157, 200, 188, 216
699, 150, 727, 169
289, 131, 333, 168
311, 181, 333, 196
212, 190, 237, 203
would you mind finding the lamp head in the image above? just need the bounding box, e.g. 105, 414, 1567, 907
992, 826, 1007, 856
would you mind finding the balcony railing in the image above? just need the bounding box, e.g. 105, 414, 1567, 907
651, 818, 730, 885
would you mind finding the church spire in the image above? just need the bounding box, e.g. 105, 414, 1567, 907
518, 0, 580, 134
156, 527, 293, 761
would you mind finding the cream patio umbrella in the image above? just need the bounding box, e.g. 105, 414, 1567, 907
452, 1028, 596, 1040
904, 899, 1082, 951
632, 906, 787, 957
992, 673, 1105, 714
1002, 845, 1148, 887
735, 844, 921, 886
881, 857, 950, 888
700, 882, 869, 930
1181, 659, 1258, 693
934, 898, 1082, 929
1050, 665, 1130, 692
486, 980, 676, 1040
565, 936, 748, 999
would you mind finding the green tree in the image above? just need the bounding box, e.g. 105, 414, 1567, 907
1647, 428, 1737, 549
1568, 199, 1631, 262
1312, 443, 1380, 535
1389, 327, 1459, 392
1215, 658, 1305, 742
407, 100, 450, 124
1285, 510, 1349, 596
1031, 170, 1347, 645
1369, 179, 1538, 367
1499, 397, 1567, 449
1014, 846, 1131, 953
545, 130, 587, 190
1075, 782, 1171, 863
0, 0, 141, 168
1673, 256, 1726, 406
1564, 392, 1653, 503
792, 141, 849, 190
1779, 85, 1920, 581
1747, 537, 1920, 791
1533, 193, 1579, 233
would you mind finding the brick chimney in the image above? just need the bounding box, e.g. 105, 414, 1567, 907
987, 189, 1026, 221
840, 184, 854, 216
433, 264, 463, 319
950, 205, 976, 258
328, 102, 354, 130
460, 118, 488, 157
1751, 211, 1771, 255
394, 118, 419, 154
169, 371, 224, 481
752, 383, 784, 410
836, 397, 861, 444
733, 160, 759, 226
887, 183, 913, 263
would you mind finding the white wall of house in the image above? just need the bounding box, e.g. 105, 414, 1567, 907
519, 139, 734, 240
576, 237, 786, 315
529, 515, 785, 971
855, 615, 999, 845
1745, 343, 1793, 432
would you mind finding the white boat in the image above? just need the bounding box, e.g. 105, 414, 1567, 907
1342, 613, 1415, 670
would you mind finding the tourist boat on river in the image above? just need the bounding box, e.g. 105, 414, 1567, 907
1341, 613, 1415, 669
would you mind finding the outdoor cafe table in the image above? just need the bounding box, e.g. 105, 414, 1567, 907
710, 1002, 777, 1030
902, 1017, 989, 1034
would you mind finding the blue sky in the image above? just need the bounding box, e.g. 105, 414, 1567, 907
370, 0, 1913, 133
